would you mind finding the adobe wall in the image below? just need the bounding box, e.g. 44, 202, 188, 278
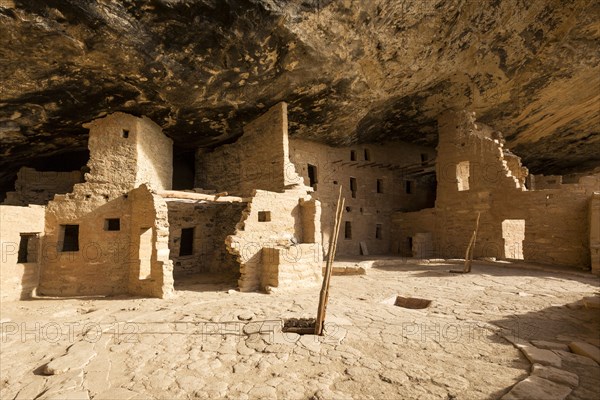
38, 183, 173, 297
83, 112, 173, 192
226, 187, 322, 292
289, 139, 436, 256
393, 109, 599, 269
0, 205, 45, 301
166, 199, 246, 277
37, 113, 175, 298
127, 186, 174, 298
135, 116, 173, 191
39, 183, 133, 296
262, 244, 322, 291
195, 102, 300, 196
3, 167, 83, 206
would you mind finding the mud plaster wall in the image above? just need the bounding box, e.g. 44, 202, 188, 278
83, 112, 173, 192
226, 187, 322, 292
289, 139, 436, 256
166, 200, 246, 277
0, 205, 45, 301
38, 113, 175, 297
393, 110, 600, 268
127, 186, 174, 298
195, 102, 300, 197
38, 184, 172, 297
3, 167, 83, 206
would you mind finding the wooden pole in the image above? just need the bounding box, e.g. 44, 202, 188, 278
315, 186, 345, 335
158, 190, 246, 203
450, 211, 481, 274
464, 212, 481, 272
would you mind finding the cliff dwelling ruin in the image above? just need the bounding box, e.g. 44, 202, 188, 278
1, 1, 599, 399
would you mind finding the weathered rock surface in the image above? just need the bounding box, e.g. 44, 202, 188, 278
42, 342, 97, 375
569, 341, 600, 364
531, 363, 579, 388
554, 350, 600, 366
530, 340, 570, 352
502, 376, 572, 400
0, 0, 599, 192
519, 345, 562, 368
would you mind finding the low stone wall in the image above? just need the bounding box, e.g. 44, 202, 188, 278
3, 167, 82, 206
166, 199, 246, 277
226, 187, 322, 292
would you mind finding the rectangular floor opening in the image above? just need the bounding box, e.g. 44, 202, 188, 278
393, 295, 432, 309
282, 318, 316, 335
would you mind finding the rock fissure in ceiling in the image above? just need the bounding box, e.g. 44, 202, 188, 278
0, 0, 598, 191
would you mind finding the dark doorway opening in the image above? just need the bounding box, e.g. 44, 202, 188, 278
179, 228, 194, 256
307, 164, 318, 190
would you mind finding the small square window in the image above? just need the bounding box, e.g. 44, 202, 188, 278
376, 224, 383, 240
364, 149, 371, 161
350, 150, 356, 161
105, 218, 120, 231
258, 211, 271, 222
122, 129, 130, 138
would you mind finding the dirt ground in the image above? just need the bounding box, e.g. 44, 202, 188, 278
1, 259, 599, 400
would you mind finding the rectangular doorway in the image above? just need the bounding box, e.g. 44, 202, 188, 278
502, 219, 525, 259
139, 227, 152, 279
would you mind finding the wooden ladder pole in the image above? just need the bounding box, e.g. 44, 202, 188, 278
464, 211, 481, 273
315, 186, 345, 335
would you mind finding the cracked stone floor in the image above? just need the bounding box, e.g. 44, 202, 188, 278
1, 260, 599, 399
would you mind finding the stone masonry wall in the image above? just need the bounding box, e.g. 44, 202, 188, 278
3, 167, 83, 206
136, 116, 173, 191
38, 113, 175, 297
262, 244, 322, 291
127, 185, 174, 298
166, 199, 246, 277
39, 183, 133, 296
39, 183, 173, 297
289, 139, 436, 256
226, 187, 322, 292
196, 102, 300, 196
83, 112, 173, 192
393, 110, 599, 269
0, 205, 45, 301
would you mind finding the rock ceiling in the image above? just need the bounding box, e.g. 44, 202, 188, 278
0, 0, 598, 190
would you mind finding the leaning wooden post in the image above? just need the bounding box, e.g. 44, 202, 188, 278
315, 186, 345, 335
464, 211, 481, 273
450, 211, 481, 274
